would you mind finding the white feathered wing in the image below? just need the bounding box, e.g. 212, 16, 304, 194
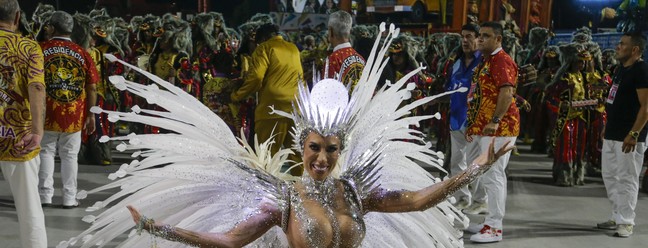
57, 55, 291, 248
339, 23, 469, 248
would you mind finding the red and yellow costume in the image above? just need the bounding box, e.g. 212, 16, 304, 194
326, 43, 365, 90
152, 51, 198, 97
467, 48, 520, 137
546, 48, 600, 186
585, 70, 612, 175
196, 42, 238, 133
40, 38, 99, 133
0, 29, 44, 161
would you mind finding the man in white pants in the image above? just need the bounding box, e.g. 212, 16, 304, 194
463, 22, 519, 243
0, 1, 48, 246
446, 23, 487, 211
38, 11, 98, 208
597, 32, 648, 238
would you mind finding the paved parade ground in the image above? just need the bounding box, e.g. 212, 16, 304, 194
1, 143, 647, 248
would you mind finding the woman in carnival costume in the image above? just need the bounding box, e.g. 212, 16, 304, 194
59, 23, 513, 248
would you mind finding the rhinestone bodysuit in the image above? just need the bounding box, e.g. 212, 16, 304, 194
285, 176, 366, 248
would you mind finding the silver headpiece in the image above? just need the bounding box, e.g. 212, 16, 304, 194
273, 79, 351, 154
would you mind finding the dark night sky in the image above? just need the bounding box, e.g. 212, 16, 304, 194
214, 0, 270, 27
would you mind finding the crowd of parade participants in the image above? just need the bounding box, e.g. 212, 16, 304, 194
19, 4, 621, 188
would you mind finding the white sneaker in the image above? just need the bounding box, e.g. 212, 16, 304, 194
453, 198, 471, 209
465, 223, 484, 234
596, 219, 617, 230
463, 202, 488, 215
615, 224, 633, 237
470, 224, 503, 243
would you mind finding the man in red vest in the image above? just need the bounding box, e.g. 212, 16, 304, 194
325, 10, 365, 92
38, 10, 98, 209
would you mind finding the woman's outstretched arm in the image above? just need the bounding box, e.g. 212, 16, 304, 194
363, 139, 513, 213
127, 200, 281, 248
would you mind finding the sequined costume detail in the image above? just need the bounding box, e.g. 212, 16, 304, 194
287, 175, 365, 248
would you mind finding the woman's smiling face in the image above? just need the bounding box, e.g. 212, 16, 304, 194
302, 132, 341, 181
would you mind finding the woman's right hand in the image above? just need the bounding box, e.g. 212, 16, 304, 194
127, 205, 149, 230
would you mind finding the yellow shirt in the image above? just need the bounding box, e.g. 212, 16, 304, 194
231, 36, 303, 121
0, 29, 45, 161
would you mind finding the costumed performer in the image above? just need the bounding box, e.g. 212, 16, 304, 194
59, 23, 514, 248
